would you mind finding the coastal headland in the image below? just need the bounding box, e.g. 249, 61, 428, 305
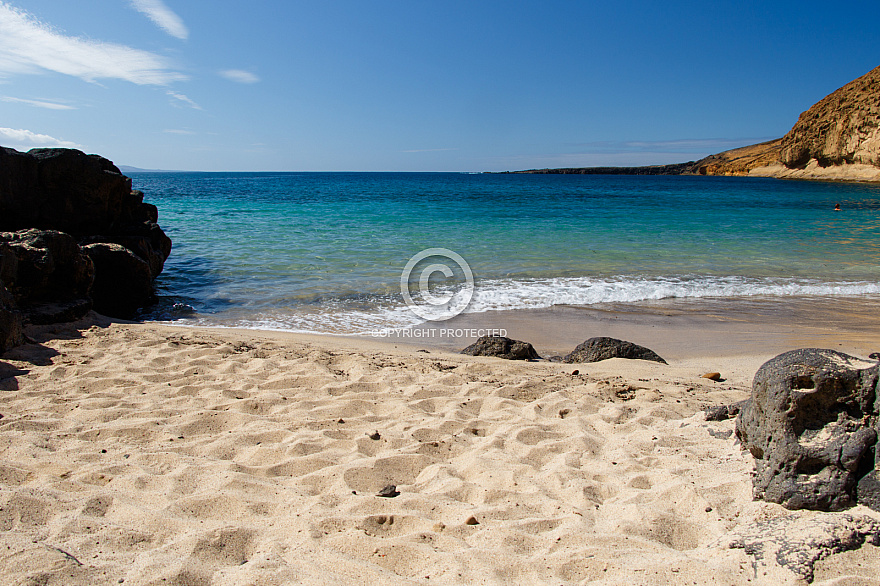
510, 64, 880, 182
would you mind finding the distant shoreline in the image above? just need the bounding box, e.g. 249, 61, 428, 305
498, 162, 698, 175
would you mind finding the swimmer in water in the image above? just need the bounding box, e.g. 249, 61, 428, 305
834, 203, 841, 211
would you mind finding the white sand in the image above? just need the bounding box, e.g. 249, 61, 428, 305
1, 318, 878, 585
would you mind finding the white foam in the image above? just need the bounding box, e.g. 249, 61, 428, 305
156, 275, 880, 335
464, 275, 880, 313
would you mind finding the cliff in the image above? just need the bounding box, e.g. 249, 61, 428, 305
693, 65, 880, 180
0, 147, 172, 351
781, 65, 880, 168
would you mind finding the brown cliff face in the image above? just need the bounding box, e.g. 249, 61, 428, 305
689, 65, 880, 178
780, 65, 880, 168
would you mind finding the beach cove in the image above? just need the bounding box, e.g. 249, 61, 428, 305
3, 166, 880, 583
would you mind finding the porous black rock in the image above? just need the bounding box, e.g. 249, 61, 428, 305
0, 280, 23, 353
461, 336, 540, 360
736, 348, 880, 511
705, 400, 747, 422
0, 146, 173, 325
0, 229, 94, 322
563, 337, 667, 364
83, 243, 154, 319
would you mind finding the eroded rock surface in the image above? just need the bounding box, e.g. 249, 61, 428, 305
0, 147, 172, 327
781, 65, 880, 169
721, 512, 880, 582
83, 243, 154, 319
460, 336, 540, 360
563, 337, 666, 364
0, 280, 22, 352
736, 348, 879, 511
0, 229, 94, 323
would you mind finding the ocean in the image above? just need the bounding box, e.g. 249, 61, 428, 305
132, 172, 880, 337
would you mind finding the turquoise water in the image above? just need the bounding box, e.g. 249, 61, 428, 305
132, 172, 880, 333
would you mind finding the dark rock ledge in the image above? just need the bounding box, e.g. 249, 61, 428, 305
0, 147, 172, 352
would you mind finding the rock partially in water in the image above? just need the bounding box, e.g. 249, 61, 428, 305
563, 337, 666, 364
0, 147, 173, 326
736, 348, 879, 511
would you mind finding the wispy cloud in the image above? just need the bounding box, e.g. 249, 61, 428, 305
401, 148, 458, 153
0, 2, 185, 85
0, 127, 81, 148
219, 69, 260, 84
1, 96, 75, 110
129, 0, 188, 40
167, 90, 201, 110
163, 128, 196, 135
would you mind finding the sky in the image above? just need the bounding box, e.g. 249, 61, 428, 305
0, 1, 878, 172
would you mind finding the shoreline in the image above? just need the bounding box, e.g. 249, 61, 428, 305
153, 294, 880, 376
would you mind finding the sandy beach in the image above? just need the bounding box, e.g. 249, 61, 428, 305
0, 311, 878, 585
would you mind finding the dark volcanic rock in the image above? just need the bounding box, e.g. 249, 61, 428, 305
83, 243, 154, 319
461, 336, 540, 360
510, 162, 697, 175
0, 229, 94, 322
0, 146, 174, 327
736, 348, 880, 512
1, 147, 137, 235
0, 147, 171, 278
0, 280, 23, 353
705, 400, 747, 422
563, 337, 666, 364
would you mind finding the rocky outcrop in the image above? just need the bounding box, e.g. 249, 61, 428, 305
694, 65, 880, 180
736, 349, 879, 512
0, 280, 22, 353
0, 147, 172, 325
461, 336, 541, 360
0, 230, 93, 302
0, 229, 94, 324
2, 148, 151, 236
690, 139, 784, 176
781, 65, 880, 169
83, 243, 153, 319
563, 337, 666, 364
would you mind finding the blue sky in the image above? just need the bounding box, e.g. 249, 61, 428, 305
0, 1, 877, 172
